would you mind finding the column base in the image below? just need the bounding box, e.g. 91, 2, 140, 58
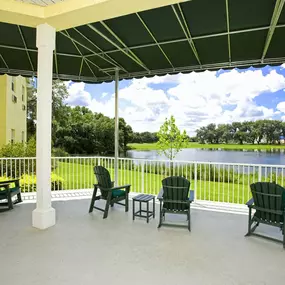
32, 207, 56, 230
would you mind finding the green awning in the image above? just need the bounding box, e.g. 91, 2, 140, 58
0, 0, 285, 83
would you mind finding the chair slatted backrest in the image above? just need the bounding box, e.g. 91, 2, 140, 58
250, 182, 285, 224
162, 176, 190, 211
94, 166, 112, 199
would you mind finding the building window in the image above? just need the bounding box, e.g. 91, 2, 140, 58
22, 131, 25, 143
22, 85, 25, 101
11, 129, 15, 144
11, 77, 16, 92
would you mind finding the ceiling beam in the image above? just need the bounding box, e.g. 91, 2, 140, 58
80, 56, 285, 82
0, 0, 44, 27
136, 12, 174, 68
0, 53, 9, 69
0, 0, 190, 30
59, 31, 120, 71
45, 0, 190, 31
171, 4, 201, 65
261, 0, 285, 61
2, 23, 285, 62
54, 49, 59, 77
85, 24, 285, 57
1, 56, 284, 83
64, 30, 99, 79
73, 27, 127, 72
225, 0, 231, 63
0, 43, 85, 58
18, 25, 35, 72
88, 23, 150, 72
100, 21, 148, 69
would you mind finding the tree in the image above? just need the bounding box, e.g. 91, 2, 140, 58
196, 126, 207, 144
205, 123, 216, 144
218, 124, 233, 144
244, 121, 258, 144
27, 79, 69, 140
130, 132, 158, 143
157, 116, 188, 160
119, 118, 133, 155
232, 122, 247, 144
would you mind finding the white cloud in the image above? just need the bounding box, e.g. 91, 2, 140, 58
65, 68, 285, 135
65, 82, 92, 107
277, 101, 285, 113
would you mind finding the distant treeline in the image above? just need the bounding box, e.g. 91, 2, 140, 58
130, 132, 159, 143
196, 120, 285, 145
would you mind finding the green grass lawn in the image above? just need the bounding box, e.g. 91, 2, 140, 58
54, 161, 254, 204
128, 142, 285, 151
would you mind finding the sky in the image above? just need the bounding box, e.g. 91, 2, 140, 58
65, 64, 285, 136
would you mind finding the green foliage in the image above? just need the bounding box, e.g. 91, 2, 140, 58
0, 138, 65, 176
53, 106, 133, 155
157, 116, 188, 160
52, 147, 69, 157
0, 137, 36, 157
27, 79, 69, 140
0, 173, 64, 192
0, 138, 36, 176
26, 77, 134, 155
196, 119, 285, 145
130, 132, 158, 143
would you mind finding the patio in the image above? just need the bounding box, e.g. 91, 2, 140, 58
1, 199, 285, 285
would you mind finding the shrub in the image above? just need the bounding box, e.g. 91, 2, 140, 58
0, 138, 68, 176
0, 138, 36, 176
0, 173, 64, 192
52, 148, 69, 157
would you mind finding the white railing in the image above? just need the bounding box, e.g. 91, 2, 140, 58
1, 156, 285, 205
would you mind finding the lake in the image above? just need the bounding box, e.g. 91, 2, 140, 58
126, 148, 285, 165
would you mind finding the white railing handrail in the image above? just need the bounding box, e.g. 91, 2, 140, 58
1, 155, 285, 169
1, 155, 285, 206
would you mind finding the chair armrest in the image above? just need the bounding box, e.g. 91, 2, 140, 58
157, 188, 164, 200
111, 184, 131, 191
0, 179, 20, 186
246, 198, 254, 207
0, 183, 10, 192
189, 190, 195, 202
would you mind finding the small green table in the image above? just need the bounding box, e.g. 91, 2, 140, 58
132, 194, 155, 223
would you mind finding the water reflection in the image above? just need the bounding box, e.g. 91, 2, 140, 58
126, 148, 285, 165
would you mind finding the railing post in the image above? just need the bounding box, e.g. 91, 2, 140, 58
141, 161, 145, 193
194, 162, 197, 192
258, 165, 262, 182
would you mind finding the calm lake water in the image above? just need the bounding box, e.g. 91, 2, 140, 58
126, 149, 285, 165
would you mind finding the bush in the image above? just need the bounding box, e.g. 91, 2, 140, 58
0, 138, 36, 176
0, 137, 36, 158
52, 148, 69, 157
0, 173, 64, 192
0, 138, 69, 176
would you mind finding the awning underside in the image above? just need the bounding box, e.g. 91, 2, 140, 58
1, 0, 285, 83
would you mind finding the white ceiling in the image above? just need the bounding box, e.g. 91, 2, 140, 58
15, 0, 65, 6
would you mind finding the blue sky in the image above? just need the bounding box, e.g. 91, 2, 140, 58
65, 64, 285, 135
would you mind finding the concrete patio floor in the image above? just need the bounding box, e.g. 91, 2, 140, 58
1, 198, 285, 285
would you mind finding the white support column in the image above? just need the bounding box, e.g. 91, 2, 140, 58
114, 68, 119, 185
32, 23, 56, 230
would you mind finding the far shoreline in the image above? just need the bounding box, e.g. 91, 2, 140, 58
128, 143, 285, 151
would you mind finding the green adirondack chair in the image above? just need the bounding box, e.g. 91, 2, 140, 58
157, 176, 194, 231
0, 179, 22, 210
246, 182, 285, 248
89, 166, 131, 219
